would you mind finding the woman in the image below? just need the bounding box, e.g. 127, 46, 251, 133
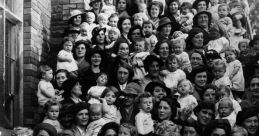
153, 40, 171, 67
91, 27, 108, 50
69, 102, 91, 136
154, 97, 181, 136
142, 55, 163, 89
73, 40, 91, 75
156, 17, 174, 42
186, 27, 206, 53
128, 25, 144, 52
80, 49, 105, 96
148, 1, 163, 29
164, 0, 181, 23
98, 122, 120, 136
200, 84, 217, 103
89, 0, 102, 16
181, 122, 200, 136
203, 119, 231, 136
192, 0, 210, 13
236, 107, 259, 136
52, 69, 69, 92
68, 9, 85, 29
61, 77, 83, 106
242, 75, 259, 106
33, 123, 57, 136
189, 50, 207, 69
116, 0, 130, 18
118, 17, 132, 44
189, 66, 211, 101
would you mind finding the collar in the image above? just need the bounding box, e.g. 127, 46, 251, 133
76, 126, 86, 136
119, 82, 127, 90
71, 97, 82, 103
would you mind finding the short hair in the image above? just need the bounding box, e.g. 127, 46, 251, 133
44, 99, 61, 113
142, 20, 155, 30
172, 38, 186, 49
181, 2, 192, 10
224, 46, 238, 57
166, 54, 180, 66
153, 40, 172, 56
218, 3, 230, 11
101, 86, 119, 98
120, 123, 138, 136
86, 11, 95, 18
97, 13, 108, 22
136, 92, 153, 106
61, 37, 74, 50
55, 69, 69, 80
39, 65, 52, 78
231, 126, 248, 136
108, 27, 121, 37
218, 97, 233, 109
212, 59, 226, 70
238, 39, 250, 49
108, 13, 119, 21
178, 79, 194, 93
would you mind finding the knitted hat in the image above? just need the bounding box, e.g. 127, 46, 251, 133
236, 107, 259, 126
33, 123, 57, 136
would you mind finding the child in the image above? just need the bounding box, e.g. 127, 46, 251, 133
142, 21, 158, 52
177, 79, 198, 120
131, 38, 150, 80
231, 126, 248, 136
57, 37, 78, 75
162, 54, 186, 93
225, 47, 245, 97
179, 2, 194, 28
101, 0, 116, 17
106, 27, 121, 56
138, 3, 150, 21
207, 27, 229, 55
86, 103, 107, 136
208, 0, 220, 19
108, 13, 119, 27
100, 86, 121, 123
43, 100, 62, 133
37, 65, 61, 107
97, 13, 110, 29
218, 4, 233, 32
211, 59, 232, 88
118, 123, 138, 136
216, 97, 236, 128
86, 11, 97, 39
75, 22, 90, 42
172, 38, 192, 73
132, 13, 148, 27
229, 0, 246, 35
135, 92, 154, 135
87, 72, 108, 104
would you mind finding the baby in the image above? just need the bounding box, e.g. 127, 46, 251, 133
97, 13, 110, 29
212, 59, 232, 88
101, 0, 116, 17
218, 4, 233, 32
142, 21, 158, 52
135, 92, 154, 135
179, 2, 194, 27
86, 11, 97, 39
106, 27, 121, 56
87, 72, 108, 104
86, 104, 107, 136
75, 22, 90, 42
132, 13, 148, 27
216, 97, 236, 128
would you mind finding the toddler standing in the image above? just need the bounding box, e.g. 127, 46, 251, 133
86, 11, 97, 39
142, 21, 157, 53
57, 37, 78, 76
135, 92, 154, 135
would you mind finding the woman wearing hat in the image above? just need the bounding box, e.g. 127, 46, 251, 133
141, 55, 164, 89
156, 17, 176, 42
148, 1, 164, 29
65, 9, 85, 36
236, 107, 259, 136
80, 49, 105, 95
61, 77, 84, 106
91, 26, 108, 50
192, 0, 210, 13
73, 40, 91, 75
68, 102, 92, 136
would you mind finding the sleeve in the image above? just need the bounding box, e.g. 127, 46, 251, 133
135, 113, 145, 134
39, 82, 55, 98
57, 50, 67, 58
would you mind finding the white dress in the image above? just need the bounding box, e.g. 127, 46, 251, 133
57, 50, 78, 72
226, 60, 245, 91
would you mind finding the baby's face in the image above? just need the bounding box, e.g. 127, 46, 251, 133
109, 17, 119, 27
80, 27, 88, 36
218, 102, 233, 117
134, 41, 145, 53
109, 31, 119, 41
173, 42, 183, 55
97, 74, 108, 86
239, 43, 248, 52
133, 16, 143, 27
143, 23, 153, 36
90, 106, 102, 121
87, 13, 95, 24
99, 17, 108, 26
218, 6, 228, 18
212, 65, 225, 79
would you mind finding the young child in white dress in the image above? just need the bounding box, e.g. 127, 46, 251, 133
86, 11, 97, 39
75, 22, 90, 42
142, 21, 157, 53
212, 59, 232, 88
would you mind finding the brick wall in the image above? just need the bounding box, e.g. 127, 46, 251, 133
50, 0, 85, 67
23, 0, 51, 126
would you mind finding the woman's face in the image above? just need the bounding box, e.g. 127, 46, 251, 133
104, 129, 117, 136
131, 29, 142, 42
190, 53, 204, 68
203, 89, 216, 102
159, 42, 170, 59
75, 44, 86, 58
197, 109, 214, 125
150, 5, 160, 18
158, 100, 172, 120
121, 19, 131, 34
198, 14, 209, 28
197, 1, 207, 12
148, 61, 160, 78
76, 109, 89, 126
243, 116, 259, 135
56, 72, 68, 87
183, 126, 198, 136
194, 72, 207, 87
210, 128, 226, 136
169, 2, 179, 14
153, 86, 167, 102
91, 53, 102, 66
117, 43, 129, 59
96, 30, 105, 44
192, 32, 204, 48
71, 82, 82, 97
73, 15, 82, 26
117, 0, 127, 11
117, 67, 129, 84
160, 24, 172, 37
36, 130, 50, 136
